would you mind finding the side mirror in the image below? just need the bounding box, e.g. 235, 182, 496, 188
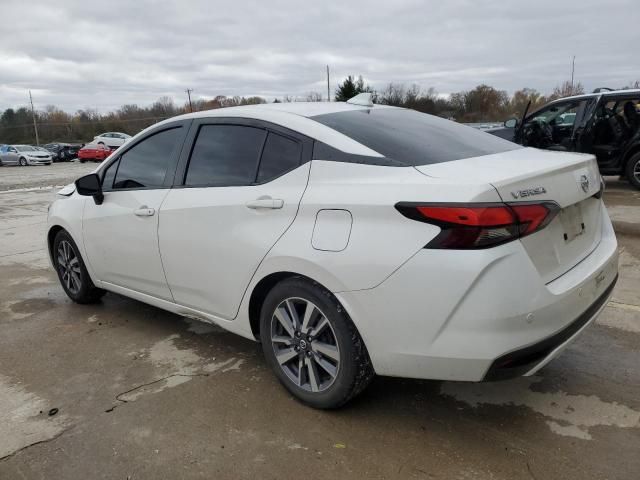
504, 118, 518, 128
75, 173, 104, 205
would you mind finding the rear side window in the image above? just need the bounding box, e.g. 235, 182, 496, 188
312, 108, 521, 166
113, 127, 182, 189
185, 125, 266, 186
257, 132, 302, 183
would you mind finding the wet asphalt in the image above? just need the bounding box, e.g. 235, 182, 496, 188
0, 163, 639, 479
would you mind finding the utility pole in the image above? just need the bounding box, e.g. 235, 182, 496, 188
29, 90, 40, 146
326, 65, 330, 102
570, 56, 576, 94
186, 89, 194, 112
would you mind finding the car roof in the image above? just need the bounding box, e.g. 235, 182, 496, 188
150, 102, 391, 157
550, 88, 640, 103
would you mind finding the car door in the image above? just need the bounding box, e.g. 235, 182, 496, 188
2, 146, 20, 165
158, 119, 312, 319
82, 122, 189, 300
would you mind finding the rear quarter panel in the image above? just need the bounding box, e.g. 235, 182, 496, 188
250, 160, 503, 293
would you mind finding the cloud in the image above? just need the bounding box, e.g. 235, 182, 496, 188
0, 0, 637, 113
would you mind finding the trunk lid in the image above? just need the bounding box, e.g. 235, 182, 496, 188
415, 148, 603, 283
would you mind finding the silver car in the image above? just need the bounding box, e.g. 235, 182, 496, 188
0, 145, 53, 166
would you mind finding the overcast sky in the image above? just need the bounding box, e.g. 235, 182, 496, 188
1, 0, 638, 113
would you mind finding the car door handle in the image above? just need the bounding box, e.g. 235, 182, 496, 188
246, 197, 284, 210
134, 206, 156, 216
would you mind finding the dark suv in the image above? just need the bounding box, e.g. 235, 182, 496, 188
43, 143, 81, 162
489, 89, 640, 189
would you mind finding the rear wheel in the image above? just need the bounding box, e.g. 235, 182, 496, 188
260, 277, 374, 409
53, 230, 105, 303
626, 152, 640, 189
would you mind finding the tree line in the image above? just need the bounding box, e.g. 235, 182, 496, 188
2, 78, 639, 145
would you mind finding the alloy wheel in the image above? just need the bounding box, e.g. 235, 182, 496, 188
634, 159, 640, 184
270, 297, 340, 393
57, 240, 82, 294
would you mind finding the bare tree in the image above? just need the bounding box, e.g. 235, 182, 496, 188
379, 83, 406, 106
305, 92, 323, 102
549, 81, 585, 101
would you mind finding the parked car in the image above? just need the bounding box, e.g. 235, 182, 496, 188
43, 143, 81, 162
47, 94, 618, 408
78, 143, 112, 163
93, 132, 131, 149
0, 144, 52, 165
488, 88, 640, 188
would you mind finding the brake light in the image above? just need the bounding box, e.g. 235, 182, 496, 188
395, 202, 560, 249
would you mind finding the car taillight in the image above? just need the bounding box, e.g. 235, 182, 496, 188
395, 202, 560, 249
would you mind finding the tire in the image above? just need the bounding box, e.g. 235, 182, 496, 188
53, 230, 106, 304
260, 277, 374, 409
626, 152, 640, 189
19, 157, 27, 166
79, 159, 86, 163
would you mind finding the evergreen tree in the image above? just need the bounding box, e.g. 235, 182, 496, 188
335, 75, 373, 101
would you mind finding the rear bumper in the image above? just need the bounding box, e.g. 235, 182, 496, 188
336, 204, 619, 381
483, 274, 617, 380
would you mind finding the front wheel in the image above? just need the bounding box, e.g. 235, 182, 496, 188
626, 153, 640, 189
53, 230, 106, 303
260, 277, 374, 409
19, 157, 28, 166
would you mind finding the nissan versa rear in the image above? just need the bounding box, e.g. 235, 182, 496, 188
47, 94, 618, 408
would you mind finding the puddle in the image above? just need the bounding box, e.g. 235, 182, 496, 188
441, 376, 640, 440
0, 375, 69, 458
182, 317, 225, 335
117, 334, 246, 405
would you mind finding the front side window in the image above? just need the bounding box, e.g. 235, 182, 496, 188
257, 132, 302, 183
113, 127, 182, 189
185, 125, 266, 187
102, 159, 119, 190
529, 101, 584, 126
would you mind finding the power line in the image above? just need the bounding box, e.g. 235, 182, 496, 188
0, 115, 172, 131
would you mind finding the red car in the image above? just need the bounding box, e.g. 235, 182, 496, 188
78, 143, 112, 163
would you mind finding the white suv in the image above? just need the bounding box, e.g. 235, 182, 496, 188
47, 95, 618, 408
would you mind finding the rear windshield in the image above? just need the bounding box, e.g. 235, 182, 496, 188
311, 108, 521, 166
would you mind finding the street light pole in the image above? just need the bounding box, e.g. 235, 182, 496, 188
326, 65, 330, 102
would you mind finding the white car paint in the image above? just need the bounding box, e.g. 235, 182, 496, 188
47, 101, 618, 388
93, 132, 131, 148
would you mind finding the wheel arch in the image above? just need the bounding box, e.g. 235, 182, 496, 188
248, 271, 309, 340
247, 269, 355, 341
47, 225, 66, 265
623, 143, 640, 168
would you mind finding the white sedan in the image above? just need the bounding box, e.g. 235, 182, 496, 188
93, 132, 131, 148
47, 94, 618, 408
